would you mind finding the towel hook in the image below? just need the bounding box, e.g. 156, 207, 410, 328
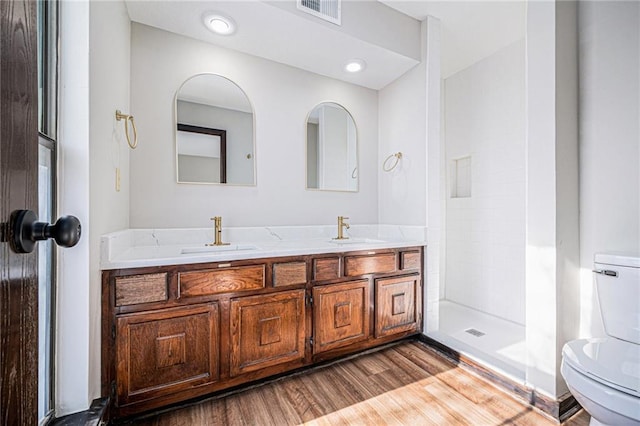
383, 152, 402, 172
115, 110, 138, 149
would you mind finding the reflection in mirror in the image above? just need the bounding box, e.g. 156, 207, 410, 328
306, 102, 358, 192
177, 124, 226, 183
176, 74, 255, 185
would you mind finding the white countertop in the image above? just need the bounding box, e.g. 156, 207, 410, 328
101, 225, 427, 270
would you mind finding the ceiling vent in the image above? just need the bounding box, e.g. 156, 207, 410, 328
297, 0, 341, 25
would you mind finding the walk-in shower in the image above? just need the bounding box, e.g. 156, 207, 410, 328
427, 2, 528, 381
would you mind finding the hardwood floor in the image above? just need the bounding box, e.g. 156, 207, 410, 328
128, 341, 590, 425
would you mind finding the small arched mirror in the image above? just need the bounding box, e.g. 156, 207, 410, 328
175, 74, 255, 185
305, 102, 358, 192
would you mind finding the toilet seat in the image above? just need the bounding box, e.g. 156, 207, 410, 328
562, 337, 640, 398
561, 359, 640, 424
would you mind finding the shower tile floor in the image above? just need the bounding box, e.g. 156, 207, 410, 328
430, 300, 527, 381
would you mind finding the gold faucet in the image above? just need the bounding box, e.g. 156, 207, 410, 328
334, 216, 350, 240
207, 216, 230, 246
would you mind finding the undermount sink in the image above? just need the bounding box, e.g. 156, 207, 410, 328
180, 244, 260, 255
328, 238, 384, 244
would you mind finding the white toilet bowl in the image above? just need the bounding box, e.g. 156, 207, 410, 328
561, 253, 640, 426
562, 338, 640, 425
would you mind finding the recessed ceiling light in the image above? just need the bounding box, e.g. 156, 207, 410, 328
203, 12, 236, 36
345, 59, 366, 73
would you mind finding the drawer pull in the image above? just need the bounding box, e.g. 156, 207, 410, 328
218, 263, 231, 268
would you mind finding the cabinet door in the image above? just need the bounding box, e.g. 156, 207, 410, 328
116, 304, 219, 405
230, 290, 306, 377
313, 280, 370, 354
375, 275, 419, 338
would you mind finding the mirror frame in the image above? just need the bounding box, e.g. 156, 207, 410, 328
174, 73, 257, 186
304, 101, 359, 193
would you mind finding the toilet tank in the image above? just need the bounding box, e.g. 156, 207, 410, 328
594, 253, 640, 344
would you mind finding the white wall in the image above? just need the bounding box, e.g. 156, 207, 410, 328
378, 25, 428, 227
57, 0, 131, 416
129, 24, 378, 229
57, 1, 91, 415
379, 18, 441, 333
525, 0, 560, 398
525, 0, 580, 398
443, 40, 526, 325
578, 1, 640, 338
88, 0, 132, 408
425, 18, 444, 334
555, 0, 581, 396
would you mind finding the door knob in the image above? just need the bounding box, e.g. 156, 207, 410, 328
8, 209, 81, 254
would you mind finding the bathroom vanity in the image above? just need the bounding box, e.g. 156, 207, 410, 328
101, 227, 425, 418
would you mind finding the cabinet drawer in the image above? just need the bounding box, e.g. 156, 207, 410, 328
178, 265, 265, 298
344, 253, 396, 276
115, 304, 219, 405
230, 290, 305, 376
400, 251, 421, 271
273, 262, 307, 287
313, 257, 340, 281
375, 275, 419, 338
115, 273, 168, 306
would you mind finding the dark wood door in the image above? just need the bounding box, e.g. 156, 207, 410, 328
375, 275, 420, 338
313, 280, 370, 354
115, 304, 220, 406
229, 290, 306, 377
0, 0, 39, 424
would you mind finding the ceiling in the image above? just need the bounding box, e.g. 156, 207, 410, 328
125, 0, 422, 90
125, 1, 526, 89
379, 1, 526, 78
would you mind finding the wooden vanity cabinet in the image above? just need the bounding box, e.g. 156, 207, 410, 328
115, 304, 219, 406
230, 289, 306, 376
103, 247, 422, 419
313, 280, 370, 354
374, 275, 421, 338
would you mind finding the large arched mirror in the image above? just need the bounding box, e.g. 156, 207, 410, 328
175, 74, 255, 185
305, 102, 358, 192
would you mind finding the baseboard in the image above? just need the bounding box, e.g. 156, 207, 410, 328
417, 334, 580, 423
50, 397, 110, 426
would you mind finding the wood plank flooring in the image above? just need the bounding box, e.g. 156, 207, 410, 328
129, 341, 590, 425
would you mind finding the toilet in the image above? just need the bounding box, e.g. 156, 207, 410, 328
561, 253, 640, 426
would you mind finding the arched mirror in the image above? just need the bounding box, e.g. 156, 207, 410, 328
175, 74, 255, 185
305, 102, 358, 192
